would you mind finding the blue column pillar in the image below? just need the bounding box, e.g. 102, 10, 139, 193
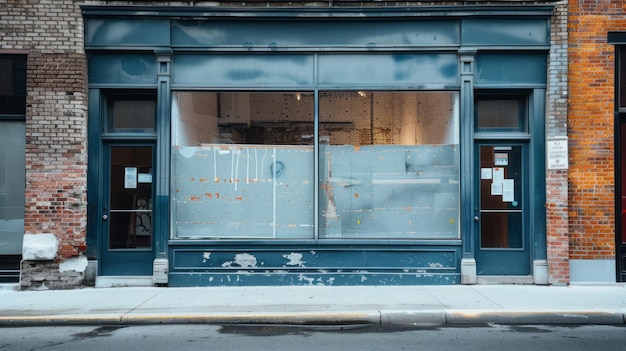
153, 49, 172, 285
459, 49, 477, 284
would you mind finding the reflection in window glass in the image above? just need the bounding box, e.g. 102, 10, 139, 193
319, 92, 460, 239
172, 92, 315, 239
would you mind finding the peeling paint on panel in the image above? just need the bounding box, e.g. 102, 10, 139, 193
428, 262, 444, 268
283, 252, 305, 267
202, 252, 211, 263
297, 274, 316, 285
223, 253, 257, 268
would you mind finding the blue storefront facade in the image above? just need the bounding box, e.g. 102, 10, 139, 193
81, 5, 556, 287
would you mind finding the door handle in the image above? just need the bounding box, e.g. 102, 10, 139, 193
474, 216, 479, 222
102, 214, 108, 220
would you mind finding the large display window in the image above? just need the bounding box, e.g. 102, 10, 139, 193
172, 90, 459, 240
318, 91, 460, 239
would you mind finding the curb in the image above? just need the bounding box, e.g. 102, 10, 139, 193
443, 310, 626, 325
0, 310, 624, 326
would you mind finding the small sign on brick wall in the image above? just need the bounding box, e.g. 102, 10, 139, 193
547, 137, 568, 170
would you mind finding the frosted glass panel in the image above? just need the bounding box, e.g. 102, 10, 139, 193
318, 91, 460, 239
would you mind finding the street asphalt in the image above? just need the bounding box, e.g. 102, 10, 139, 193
0, 283, 625, 326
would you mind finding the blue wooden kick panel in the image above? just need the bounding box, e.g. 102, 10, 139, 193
168, 245, 461, 286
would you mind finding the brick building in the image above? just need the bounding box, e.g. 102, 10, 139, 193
2, 0, 616, 289
573, 0, 626, 283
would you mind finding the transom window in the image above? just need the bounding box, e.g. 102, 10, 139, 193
475, 93, 527, 133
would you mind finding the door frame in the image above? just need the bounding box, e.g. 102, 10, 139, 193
470, 88, 546, 279
87, 88, 160, 280
98, 142, 156, 276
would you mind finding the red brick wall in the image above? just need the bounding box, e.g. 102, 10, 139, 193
568, 1, 625, 262
2, 0, 88, 289
24, 52, 87, 259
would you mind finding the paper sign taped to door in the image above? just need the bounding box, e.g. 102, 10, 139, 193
493, 167, 505, 183
494, 153, 508, 166
125, 167, 137, 189
502, 179, 515, 202
491, 182, 503, 195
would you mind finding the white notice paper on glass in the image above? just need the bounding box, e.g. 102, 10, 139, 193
502, 179, 515, 202
125, 167, 137, 189
481, 168, 493, 180
138, 173, 152, 183
493, 167, 505, 183
491, 182, 503, 195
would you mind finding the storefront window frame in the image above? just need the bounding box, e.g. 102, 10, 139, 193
170, 89, 461, 241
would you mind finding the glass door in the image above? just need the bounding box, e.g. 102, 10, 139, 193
475, 143, 530, 275
100, 144, 155, 276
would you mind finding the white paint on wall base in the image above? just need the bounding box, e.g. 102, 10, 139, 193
59, 255, 88, 273
22, 234, 58, 260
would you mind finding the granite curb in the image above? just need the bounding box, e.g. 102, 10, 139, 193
0, 310, 624, 326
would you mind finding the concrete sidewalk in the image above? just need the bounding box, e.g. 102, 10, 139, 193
1, 284, 625, 326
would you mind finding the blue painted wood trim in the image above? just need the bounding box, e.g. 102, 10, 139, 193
154, 51, 172, 259
81, 5, 554, 18
459, 50, 476, 260
167, 243, 462, 286
83, 7, 552, 49
86, 89, 101, 259
475, 52, 548, 86
530, 89, 547, 262
168, 272, 461, 286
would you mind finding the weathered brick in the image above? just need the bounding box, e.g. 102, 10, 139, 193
568, 0, 623, 272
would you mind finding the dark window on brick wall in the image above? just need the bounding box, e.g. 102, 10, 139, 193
0, 56, 26, 117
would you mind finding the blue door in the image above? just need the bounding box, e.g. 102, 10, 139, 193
100, 144, 155, 276
474, 143, 530, 275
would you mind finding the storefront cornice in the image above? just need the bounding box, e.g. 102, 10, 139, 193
81, 5, 554, 19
